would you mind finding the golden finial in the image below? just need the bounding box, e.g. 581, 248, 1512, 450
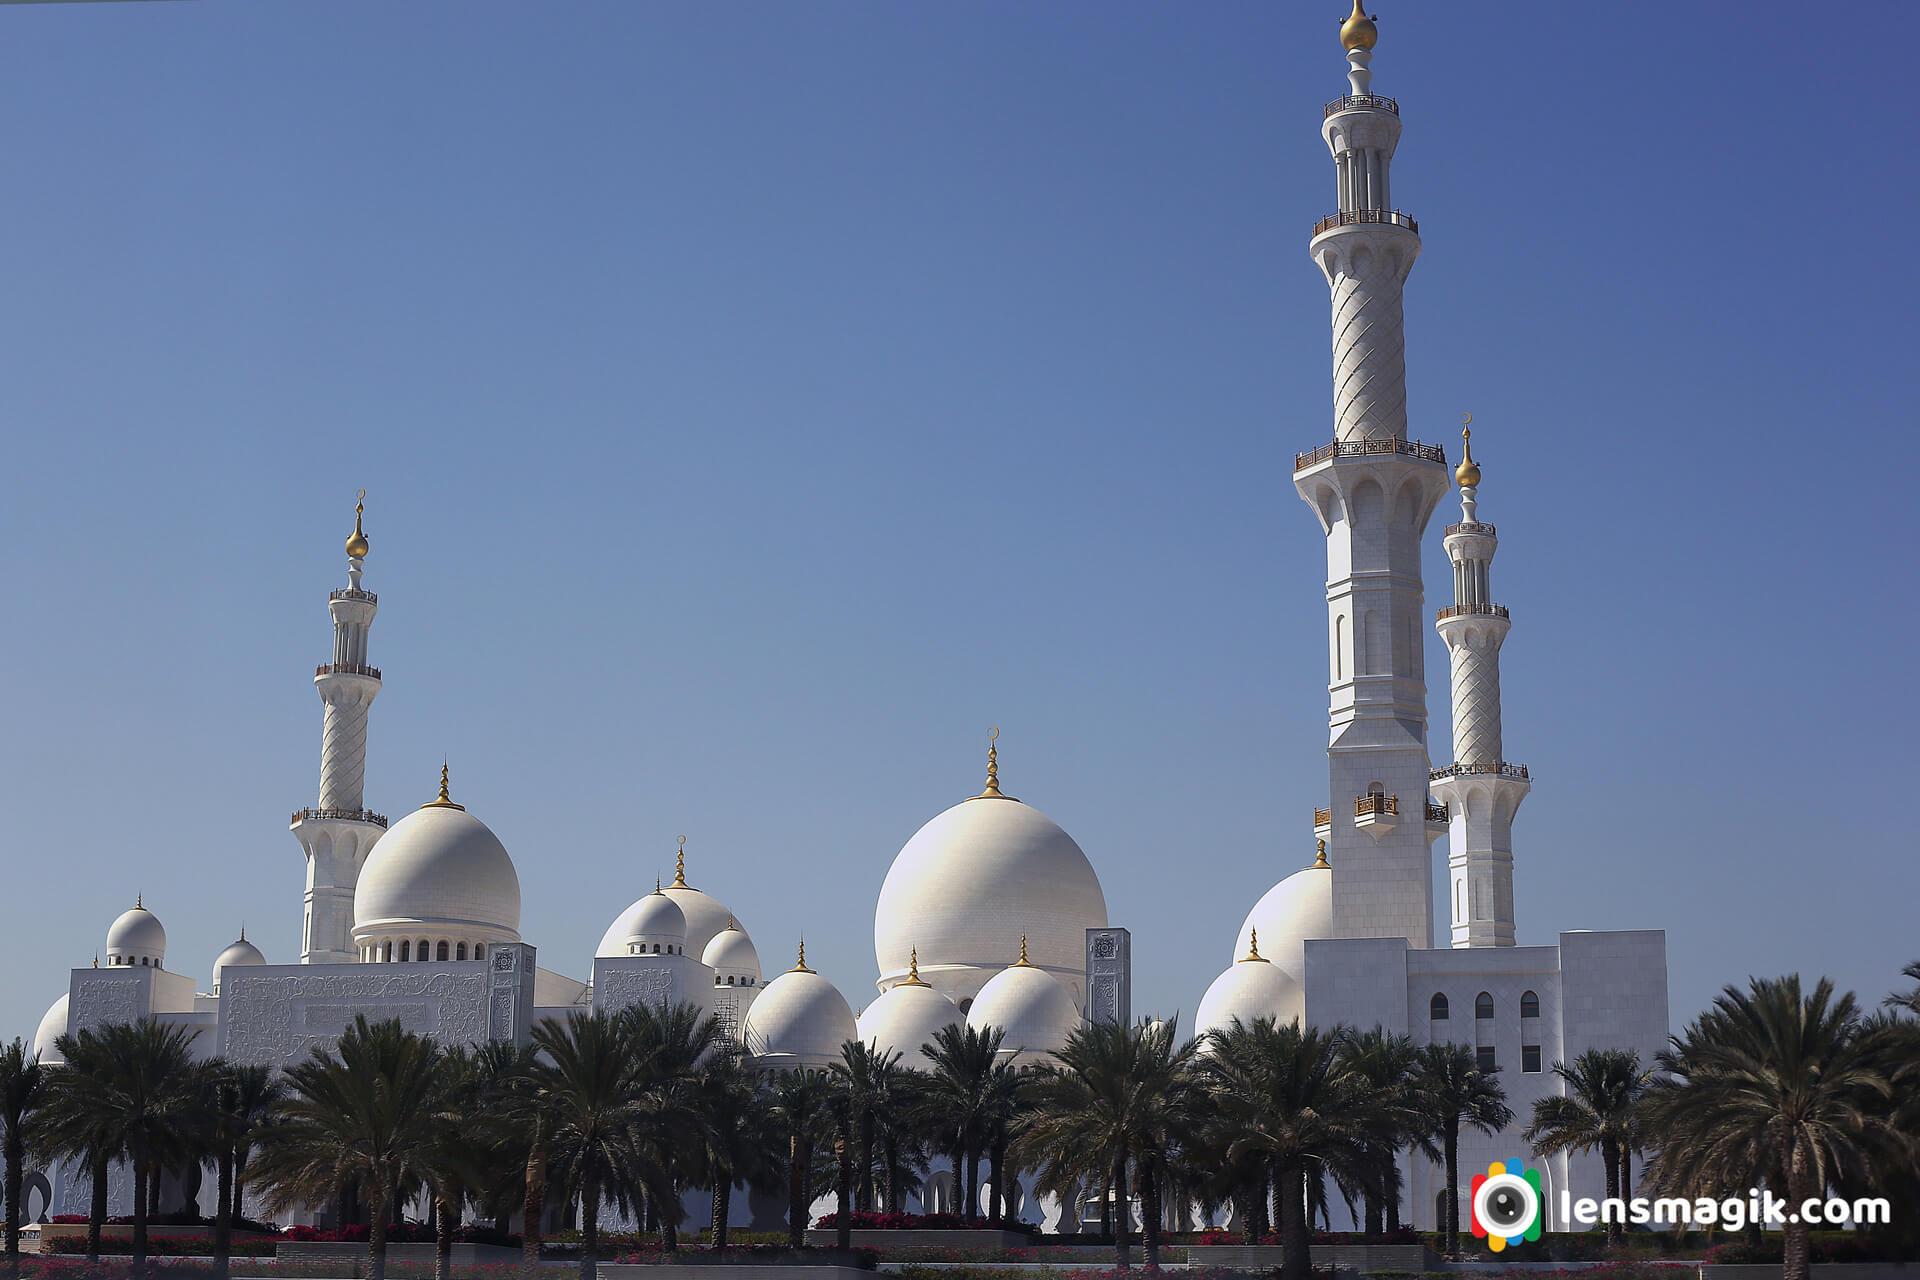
423, 761, 466, 810
673, 835, 690, 888
970, 727, 1014, 801
1341, 0, 1378, 53
1242, 927, 1270, 964
1455, 415, 1481, 488
239, 924, 246, 943
1013, 935, 1034, 967
136, 892, 143, 910
345, 490, 370, 560
725, 913, 739, 931
791, 939, 814, 973
92, 954, 99, 969
901, 946, 930, 987
652, 877, 663, 895
1313, 839, 1332, 869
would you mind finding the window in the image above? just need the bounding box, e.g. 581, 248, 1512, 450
1522, 1044, 1542, 1073
1520, 990, 1540, 1019
436, 941, 450, 961
1476, 1046, 1497, 1071
399, 941, 410, 961
457, 943, 467, 961
1430, 993, 1449, 1020
474, 945, 485, 960
1475, 992, 1495, 1020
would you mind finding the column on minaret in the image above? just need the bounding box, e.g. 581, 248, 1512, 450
292, 494, 389, 964
1430, 429, 1530, 948
1294, 4, 1452, 951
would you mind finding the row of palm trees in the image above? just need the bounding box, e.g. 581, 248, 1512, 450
2, 966, 1917, 1280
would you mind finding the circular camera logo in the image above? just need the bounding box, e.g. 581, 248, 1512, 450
1470, 1159, 1542, 1251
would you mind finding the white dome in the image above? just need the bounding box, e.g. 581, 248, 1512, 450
703, 924, 760, 980
353, 802, 521, 944
105, 904, 166, 967
598, 874, 735, 960
857, 980, 963, 1065
1234, 861, 1334, 988
211, 935, 265, 993
623, 890, 687, 952
741, 963, 857, 1071
875, 792, 1107, 1007
968, 962, 1081, 1067
32, 995, 69, 1065
1195, 954, 1305, 1043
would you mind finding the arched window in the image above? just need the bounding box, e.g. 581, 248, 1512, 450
1520, 990, 1540, 1019
457, 942, 467, 961
474, 944, 485, 961
418, 939, 430, 961
399, 941, 410, 962
437, 941, 450, 961
1429, 993, 1449, 1020
383, 940, 393, 962
1476, 992, 1495, 1020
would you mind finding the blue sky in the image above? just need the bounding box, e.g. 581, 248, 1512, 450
4, 1, 1915, 1044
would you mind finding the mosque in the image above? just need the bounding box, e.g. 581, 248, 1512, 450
22, 5, 1666, 1235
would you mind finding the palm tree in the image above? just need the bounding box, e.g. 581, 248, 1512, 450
201, 1063, 281, 1280
1641, 976, 1903, 1280
37, 1021, 204, 1278
1021, 1018, 1202, 1272
247, 1016, 447, 1280
1522, 1048, 1647, 1249
1, 1039, 49, 1278
221, 1064, 283, 1229
1409, 1041, 1512, 1255
1887, 961, 1920, 1018
1199, 1018, 1367, 1280
769, 1069, 834, 1250
681, 1058, 778, 1252
917, 1023, 1004, 1221
1336, 1027, 1418, 1235
463, 1040, 546, 1279
979, 1056, 1027, 1225
832, 1041, 899, 1215
623, 1002, 727, 1254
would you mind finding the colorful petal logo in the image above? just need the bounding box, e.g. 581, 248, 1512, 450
1469, 1159, 1543, 1250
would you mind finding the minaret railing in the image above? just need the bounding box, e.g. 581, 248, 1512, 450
1443, 521, 1496, 537
330, 588, 378, 604
1436, 602, 1508, 621
1429, 761, 1531, 783
1294, 437, 1446, 471
1354, 793, 1400, 818
316, 662, 382, 679
1325, 93, 1398, 118
291, 806, 389, 829
1313, 207, 1419, 235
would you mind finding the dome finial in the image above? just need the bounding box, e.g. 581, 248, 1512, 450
136, 892, 143, 910
653, 877, 662, 896
1341, 0, 1378, 53
346, 489, 370, 560
239, 923, 246, 943
1242, 927, 1270, 964
901, 945, 930, 987
423, 761, 466, 810
93, 954, 99, 969
1313, 839, 1332, 869
673, 834, 690, 888
970, 726, 1016, 801
1013, 935, 1034, 967
792, 938, 813, 973
1455, 414, 1481, 488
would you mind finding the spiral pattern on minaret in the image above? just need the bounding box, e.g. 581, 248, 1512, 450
1329, 255, 1412, 443
318, 695, 371, 811
1448, 634, 1504, 768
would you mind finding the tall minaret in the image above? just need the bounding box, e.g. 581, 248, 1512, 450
290, 493, 387, 964
1293, 4, 1451, 950
1430, 429, 1529, 947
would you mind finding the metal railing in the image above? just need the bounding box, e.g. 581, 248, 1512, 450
1325, 94, 1399, 118
1355, 793, 1399, 818
331, 588, 378, 604
1426, 802, 1448, 823
316, 662, 382, 679
1313, 207, 1419, 236
1444, 521, 1496, 537
1294, 436, 1447, 471
1436, 602, 1509, 621
1313, 807, 1333, 828
291, 807, 389, 829
1430, 761, 1531, 782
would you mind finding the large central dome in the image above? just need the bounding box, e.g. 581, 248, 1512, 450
874, 750, 1107, 1008
354, 776, 521, 952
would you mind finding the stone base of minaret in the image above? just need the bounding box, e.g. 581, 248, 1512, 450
1430, 769, 1527, 948
293, 812, 386, 963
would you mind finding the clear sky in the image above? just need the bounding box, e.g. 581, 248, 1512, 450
4, 1, 1915, 1046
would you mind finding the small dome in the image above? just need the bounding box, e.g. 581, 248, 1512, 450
353, 801, 521, 945
598, 854, 736, 961
1195, 956, 1305, 1043
968, 961, 1080, 1067
624, 889, 687, 952
703, 923, 760, 980
212, 934, 265, 993
1234, 861, 1335, 989
857, 981, 963, 1065
741, 963, 857, 1071
106, 903, 166, 967
32, 995, 69, 1065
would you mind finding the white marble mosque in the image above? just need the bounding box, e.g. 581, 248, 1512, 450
19, 5, 1667, 1236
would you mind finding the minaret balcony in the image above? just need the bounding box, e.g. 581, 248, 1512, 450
1294, 436, 1446, 472
316, 662, 382, 679
291, 806, 389, 829
1430, 760, 1531, 783
1313, 207, 1419, 236
1443, 521, 1495, 537
1313, 806, 1333, 836
330, 588, 378, 604
1436, 602, 1508, 621
1354, 792, 1400, 838
1425, 800, 1449, 825
1325, 93, 1398, 118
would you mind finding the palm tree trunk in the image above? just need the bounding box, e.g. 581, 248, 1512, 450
1784, 1145, 1815, 1280
857, 1113, 876, 1214
1112, 1150, 1130, 1271
1443, 1120, 1461, 1255
130, 1150, 149, 1280
231, 1148, 248, 1225
1278, 1160, 1311, 1280
1236, 1187, 1257, 1245
521, 1145, 547, 1280
85, 1150, 108, 1263
988, 1135, 1007, 1225
711, 1179, 730, 1253
435, 1193, 454, 1280
1601, 1134, 1622, 1249
964, 1145, 980, 1220
367, 1181, 392, 1280
1140, 1163, 1161, 1272
577, 1171, 599, 1280
787, 1135, 806, 1251
1618, 1145, 1632, 1201
836, 1139, 853, 1251
213, 1143, 235, 1280
662, 1173, 680, 1254
883, 1134, 900, 1213
1363, 1181, 1382, 1237
1385, 1160, 1402, 1235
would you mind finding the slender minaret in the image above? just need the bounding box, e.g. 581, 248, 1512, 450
1293, 4, 1451, 950
291, 493, 387, 964
1430, 428, 1529, 947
